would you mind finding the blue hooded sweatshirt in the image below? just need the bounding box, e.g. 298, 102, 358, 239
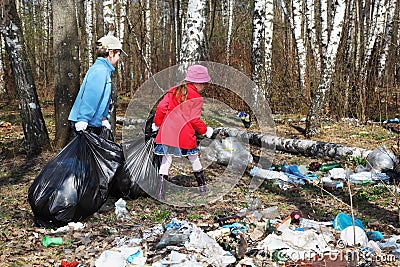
68, 57, 115, 127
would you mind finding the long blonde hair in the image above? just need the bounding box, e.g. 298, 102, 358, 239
173, 82, 188, 103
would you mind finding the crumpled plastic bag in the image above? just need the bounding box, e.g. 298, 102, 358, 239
28, 131, 123, 227
201, 137, 253, 170
366, 146, 398, 171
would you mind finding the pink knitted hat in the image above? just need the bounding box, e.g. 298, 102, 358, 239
184, 65, 211, 83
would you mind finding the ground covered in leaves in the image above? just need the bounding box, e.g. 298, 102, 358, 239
1, 99, 400, 266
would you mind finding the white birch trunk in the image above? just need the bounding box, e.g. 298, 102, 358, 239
305, 0, 320, 73
320, 0, 328, 57
250, 0, 271, 116
264, 0, 274, 89
174, 0, 181, 63
281, 0, 307, 89
119, 0, 127, 41
221, 0, 229, 26
103, 0, 115, 35
32, 1, 40, 77
362, 0, 386, 73
85, 0, 94, 65
251, 0, 266, 89
0, 38, 4, 95
357, 0, 387, 121
180, 0, 207, 64
145, 0, 152, 77
41, 0, 50, 87
306, 0, 346, 135
376, 0, 395, 86
292, 0, 306, 89
226, 0, 234, 64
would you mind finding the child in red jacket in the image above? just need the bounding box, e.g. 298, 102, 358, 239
152, 65, 213, 200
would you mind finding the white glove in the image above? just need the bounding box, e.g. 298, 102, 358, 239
151, 123, 159, 132
102, 120, 111, 130
205, 127, 213, 138
75, 121, 88, 131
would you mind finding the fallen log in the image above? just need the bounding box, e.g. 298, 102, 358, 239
214, 127, 373, 160
116, 116, 144, 125
117, 117, 373, 160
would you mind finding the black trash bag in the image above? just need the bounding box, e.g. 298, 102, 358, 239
110, 113, 160, 199
99, 126, 115, 141
28, 131, 123, 228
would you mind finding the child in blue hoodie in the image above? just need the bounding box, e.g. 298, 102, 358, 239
68, 35, 127, 134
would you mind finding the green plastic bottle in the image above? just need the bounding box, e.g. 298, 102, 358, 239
319, 162, 341, 172
42, 236, 63, 247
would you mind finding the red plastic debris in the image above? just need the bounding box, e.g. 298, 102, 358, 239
61, 260, 79, 267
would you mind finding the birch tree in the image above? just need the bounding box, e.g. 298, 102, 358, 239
0, 38, 5, 96
1, 0, 49, 157
180, 0, 208, 64
225, 0, 234, 64
280, 0, 307, 90
103, 0, 115, 35
102, 0, 119, 132
251, 0, 274, 98
85, 0, 94, 66
173, 0, 182, 63
53, 0, 80, 148
305, 0, 320, 74
305, 0, 346, 136
144, 0, 152, 77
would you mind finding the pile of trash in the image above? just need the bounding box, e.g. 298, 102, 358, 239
250, 146, 399, 191
45, 199, 400, 266
26, 123, 400, 266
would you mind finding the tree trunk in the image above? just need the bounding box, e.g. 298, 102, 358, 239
305, 0, 346, 137
251, 0, 266, 90
53, 0, 80, 148
1, 0, 50, 157
225, 0, 234, 64
102, 0, 118, 134
180, 0, 208, 63
145, 0, 152, 77
214, 127, 372, 160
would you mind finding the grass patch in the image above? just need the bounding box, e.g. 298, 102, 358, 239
153, 208, 171, 222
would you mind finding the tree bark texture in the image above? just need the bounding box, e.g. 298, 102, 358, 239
116, 115, 372, 160
1, 0, 50, 157
180, 0, 208, 63
214, 127, 372, 160
53, 0, 80, 148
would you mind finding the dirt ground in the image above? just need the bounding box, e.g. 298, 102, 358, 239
1, 99, 400, 266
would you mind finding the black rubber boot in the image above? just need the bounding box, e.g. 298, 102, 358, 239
193, 170, 209, 193
157, 174, 167, 200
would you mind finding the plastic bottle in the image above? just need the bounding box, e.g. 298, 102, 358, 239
319, 162, 341, 172
42, 236, 63, 247
299, 218, 321, 229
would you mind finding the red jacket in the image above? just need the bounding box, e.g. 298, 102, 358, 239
154, 84, 207, 149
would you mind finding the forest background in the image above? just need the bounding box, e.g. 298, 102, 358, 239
1, 1, 400, 265
1, 0, 400, 157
